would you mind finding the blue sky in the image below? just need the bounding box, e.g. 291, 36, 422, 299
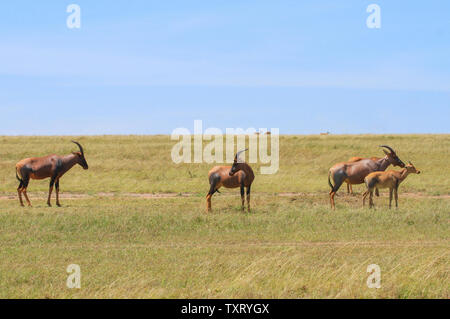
0, 0, 449, 135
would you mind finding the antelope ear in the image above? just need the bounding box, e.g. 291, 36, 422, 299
408, 161, 413, 165
383, 149, 389, 155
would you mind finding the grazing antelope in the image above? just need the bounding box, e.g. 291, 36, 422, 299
15, 141, 89, 207
346, 156, 380, 194
328, 145, 405, 209
363, 162, 421, 208
206, 149, 254, 212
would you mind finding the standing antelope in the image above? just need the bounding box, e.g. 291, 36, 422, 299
346, 156, 380, 194
328, 145, 405, 209
363, 162, 421, 208
15, 141, 89, 207
206, 149, 254, 212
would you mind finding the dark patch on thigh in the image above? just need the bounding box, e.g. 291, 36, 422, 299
209, 173, 221, 186
368, 177, 379, 189
21, 165, 33, 179
333, 170, 347, 184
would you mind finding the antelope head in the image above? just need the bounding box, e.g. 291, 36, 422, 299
405, 161, 421, 174
379, 145, 405, 168
72, 141, 89, 170
229, 149, 248, 176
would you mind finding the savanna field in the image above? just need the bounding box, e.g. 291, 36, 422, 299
0, 135, 448, 298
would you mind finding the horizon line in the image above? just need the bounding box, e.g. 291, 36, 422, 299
1, 133, 448, 137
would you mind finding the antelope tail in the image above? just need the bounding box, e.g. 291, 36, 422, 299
328, 171, 334, 190
15, 167, 23, 182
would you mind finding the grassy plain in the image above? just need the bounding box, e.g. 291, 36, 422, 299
0, 135, 448, 298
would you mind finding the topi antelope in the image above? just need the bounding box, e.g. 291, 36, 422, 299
328, 145, 405, 209
363, 162, 421, 208
15, 141, 89, 207
206, 149, 254, 212
346, 156, 381, 194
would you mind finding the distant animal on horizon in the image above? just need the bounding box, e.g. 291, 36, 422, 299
15, 141, 89, 207
363, 161, 421, 208
328, 145, 405, 209
206, 149, 254, 212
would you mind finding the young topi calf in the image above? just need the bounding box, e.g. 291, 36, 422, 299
206, 149, 254, 212
363, 162, 421, 209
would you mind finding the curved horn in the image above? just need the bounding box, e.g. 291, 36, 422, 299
235, 148, 248, 161
379, 145, 396, 154
72, 141, 84, 156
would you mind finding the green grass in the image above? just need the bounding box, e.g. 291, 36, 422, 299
0, 195, 448, 298
0, 135, 448, 298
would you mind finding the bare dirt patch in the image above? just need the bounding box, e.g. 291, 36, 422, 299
20, 240, 449, 250
277, 192, 450, 199
0, 191, 448, 201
